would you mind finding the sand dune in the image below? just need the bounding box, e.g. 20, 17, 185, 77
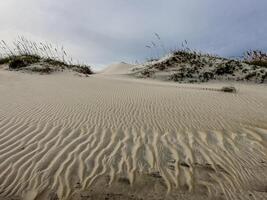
100, 62, 134, 75
133, 51, 267, 83
0, 68, 267, 200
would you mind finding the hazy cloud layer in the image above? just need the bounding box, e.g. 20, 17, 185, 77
0, 0, 266, 68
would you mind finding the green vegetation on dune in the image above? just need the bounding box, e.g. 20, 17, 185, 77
0, 37, 93, 75
134, 49, 267, 84
137, 35, 267, 84
0, 57, 12, 65
9, 55, 41, 69
0, 54, 93, 75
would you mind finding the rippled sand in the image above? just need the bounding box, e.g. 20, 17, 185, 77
0, 67, 267, 200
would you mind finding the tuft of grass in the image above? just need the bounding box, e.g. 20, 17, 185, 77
9, 58, 27, 69
244, 50, 267, 68
220, 86, 237, 93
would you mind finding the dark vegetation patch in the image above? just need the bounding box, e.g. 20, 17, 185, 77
9, 55, 40, 69
70, 65, 93, 75
28, 66, 53, 74
0, 57, 12, 65
220, 86, 237, 93
140, 69, 154, 78
214, 61, 236, 75
42, 58, 67, 67
244, 50, 267, 68
9, 57, 28, 69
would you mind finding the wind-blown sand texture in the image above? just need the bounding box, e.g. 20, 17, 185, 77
0, 64, 267, 200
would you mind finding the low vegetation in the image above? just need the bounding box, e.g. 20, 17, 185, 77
134, 49, 267, 83
244, 50, 267, 68
0, 37, 93, 75
9, 55, 41, 69
220, 86, 237, 93
133, 36, 267, 84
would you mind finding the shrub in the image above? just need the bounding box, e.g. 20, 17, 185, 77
200, 72, 214, 82
169, 72, 184, 82
244, 50, 267, 68
0, 57, 12, 65
71, 65, 93, 75
141, 69, 153, 77
220, 86, 237, 93
244, 72, 257, 80
9, 55, 40, 70
9, 58, 27, 69
214, 62, 235, 75
154, 63, 166, 70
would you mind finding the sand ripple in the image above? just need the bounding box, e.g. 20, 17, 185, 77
0, 72, 266, 199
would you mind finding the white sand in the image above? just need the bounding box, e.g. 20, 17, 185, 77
0, 65, 267, 200
100, 62, 134, 75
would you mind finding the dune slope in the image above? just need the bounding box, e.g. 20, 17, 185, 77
0, 68, 267, 200
100, 62, 134, 75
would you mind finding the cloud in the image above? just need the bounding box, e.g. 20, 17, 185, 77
0, 0, 266, 69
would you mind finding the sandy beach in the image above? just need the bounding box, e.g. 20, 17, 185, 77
0, 63, 266, 200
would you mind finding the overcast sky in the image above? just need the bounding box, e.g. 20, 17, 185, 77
0, 0, 266, 69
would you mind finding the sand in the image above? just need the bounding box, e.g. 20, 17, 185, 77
0, 64, 267, 200
100, 62, 134, 75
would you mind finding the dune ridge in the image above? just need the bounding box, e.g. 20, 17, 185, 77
100, 62, 134, 75
0, 69, 267, 200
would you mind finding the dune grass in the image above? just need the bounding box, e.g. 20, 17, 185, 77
0, 37, 93, 74
140, 34, 267, 83
244, 50, 267, 68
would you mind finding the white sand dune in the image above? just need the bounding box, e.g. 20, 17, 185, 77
0, 67, 267, 200
100, 62, 134, 75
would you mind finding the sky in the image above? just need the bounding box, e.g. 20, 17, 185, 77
0, 0, 266, 69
